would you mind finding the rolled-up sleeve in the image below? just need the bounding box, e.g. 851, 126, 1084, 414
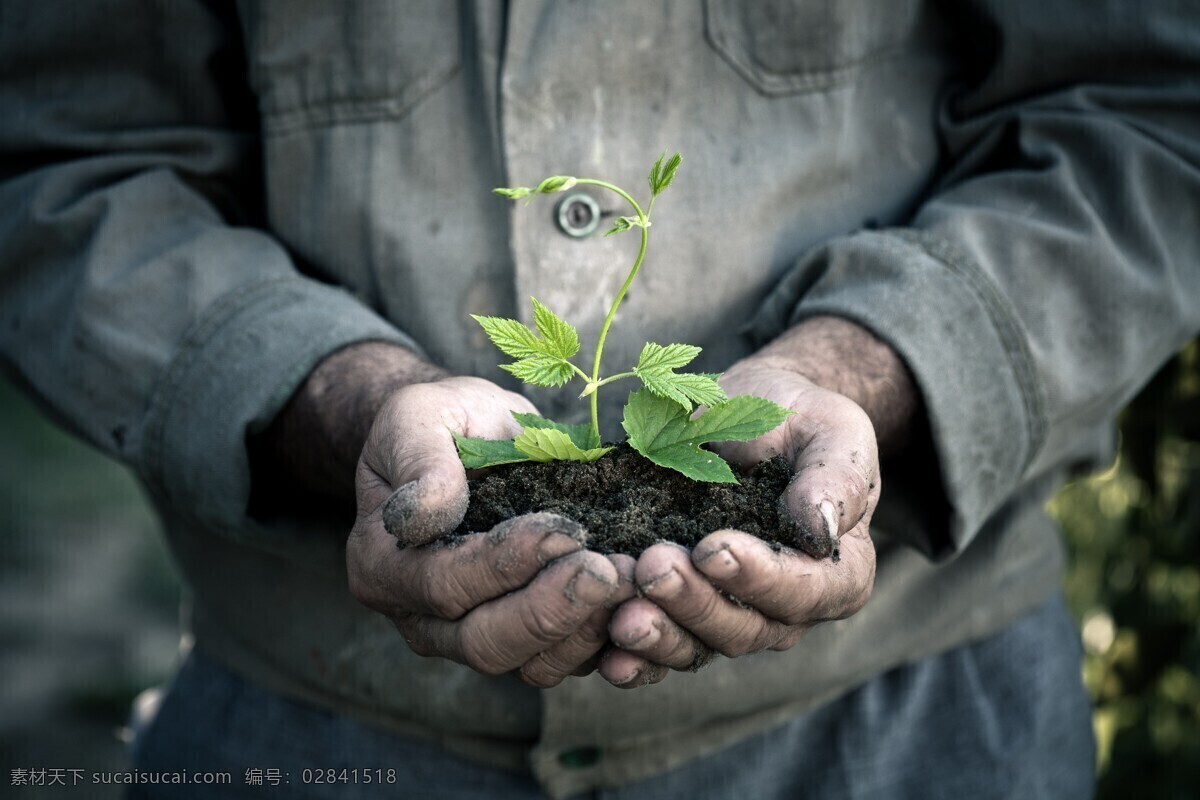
753, 0, 1200, 556
0, 1, 417, 538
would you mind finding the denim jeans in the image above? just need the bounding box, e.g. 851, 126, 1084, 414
128, 593, 1094, 799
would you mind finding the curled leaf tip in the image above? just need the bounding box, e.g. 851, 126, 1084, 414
494, 186, 532, 200
649, 152, 682, 196
535, 175, 578, 195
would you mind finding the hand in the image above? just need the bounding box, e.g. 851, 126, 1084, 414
603, 318, 902, 687
348, 376, 635, 687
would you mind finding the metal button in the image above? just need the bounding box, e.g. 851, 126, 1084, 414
556, 193, 601, 238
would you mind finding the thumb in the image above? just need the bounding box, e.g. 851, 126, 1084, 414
781, 397, 879, 561
381, 459, 470, 547
365, 378, 535, 547
362, 386, 474, 548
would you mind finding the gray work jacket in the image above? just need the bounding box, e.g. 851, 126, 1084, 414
2, 1, 1198, 796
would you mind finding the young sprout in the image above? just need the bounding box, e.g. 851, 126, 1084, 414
456, 154, 792, 483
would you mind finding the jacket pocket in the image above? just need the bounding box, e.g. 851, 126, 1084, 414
241, 0, 461, 134
704, 0, 921, 95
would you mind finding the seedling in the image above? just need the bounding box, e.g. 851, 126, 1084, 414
455, 154, 792, 483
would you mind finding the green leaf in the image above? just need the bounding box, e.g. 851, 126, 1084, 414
648, 154, 664, 194
649, 152, 682, 196
603, 215, 649, 237
495, 176, 575, 205
493, 186, 532, 200
637, 371, 728, 411
530, 297, 580, 359
604, 216, 633, 237
534, 175, 578, 195
472, 299, 581, 385
500, 356, 576, 387
633, 343, 726, 411
453, 433, 532, 469
683, 394, 793, 441
636, 342, 702, 372
471, 315, 544, 360
513, 427, 612, 463
511, 412, 601, 450
622, 389, 793, 483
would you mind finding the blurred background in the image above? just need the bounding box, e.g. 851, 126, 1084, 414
0, 376, 182, 797
0, 340, 1196, 799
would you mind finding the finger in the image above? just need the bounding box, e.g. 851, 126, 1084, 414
598, 648, 670, 689
782, 401, 879, 560
396, 551, 618, 676
568, 652, 604, 679
369, 380, 534, 547
607, 553, 638, 596
621, 543, 789, 660
518, 554, 638, 687
356, 433, 469, 549
519, 605, 612, 688
692, 529, 875, 626
363, 402, 469, 547
381, 470, 469, 548
348, 512, 586, 619
609, 596, 718, 670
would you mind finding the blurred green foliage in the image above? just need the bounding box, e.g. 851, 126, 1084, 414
1049, 340, 1200, 800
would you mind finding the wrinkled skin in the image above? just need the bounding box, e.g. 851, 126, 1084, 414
338, 317, 899, 689
347, 377, 636, 687
601, 362, 879, 687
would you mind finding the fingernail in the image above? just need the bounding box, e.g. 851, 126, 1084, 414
524, 512, 587, 543
643, 568, 684, 600
615, 668, 641, 686
537, 532, 584, 565
820, 501, 839, 543
568, 567, 614, 606
382, 479, 468, 546
619, 624, 660, 649
819, 500, 843, 563
381, 482, 420, 538
697, 547, 740, 580
491, 512, 584, 544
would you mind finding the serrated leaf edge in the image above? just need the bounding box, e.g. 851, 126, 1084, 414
636, 371, 727, 412
511, 412, 601, 451
514, 427, 612, 463
500, 356, 576, 388
621, 389, 793, 482
452, 431, 533, 469
530, 297, 580, 360
636, 342, 701, 372
471, 314, 544, 360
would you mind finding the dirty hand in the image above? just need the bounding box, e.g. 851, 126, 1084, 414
601, 367, 878, 686
602, 317, 915, 687
348, 376, 635, 687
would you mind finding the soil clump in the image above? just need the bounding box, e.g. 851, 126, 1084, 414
458, 444, 798, 555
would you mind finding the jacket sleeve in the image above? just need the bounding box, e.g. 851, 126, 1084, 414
751, 0, 1200, 557
0, 1, 418, 540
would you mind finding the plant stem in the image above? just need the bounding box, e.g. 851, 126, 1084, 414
574, 178, 649, 441
567, 362, 592, 382
593, 371, 636, 389
580, 372, 637, 398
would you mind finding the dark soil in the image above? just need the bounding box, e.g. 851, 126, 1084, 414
457, 444, 822, 557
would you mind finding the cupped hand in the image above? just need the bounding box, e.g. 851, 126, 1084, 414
602, 362, 879, 687
348, 377, 636, 687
